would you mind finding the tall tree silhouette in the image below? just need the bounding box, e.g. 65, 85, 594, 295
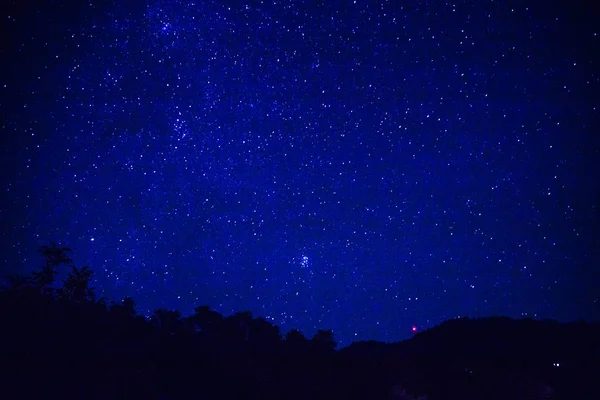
39, 242, 73, 267
32, 243, 72, 291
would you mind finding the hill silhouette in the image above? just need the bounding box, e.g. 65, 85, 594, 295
1, 244, 598, 399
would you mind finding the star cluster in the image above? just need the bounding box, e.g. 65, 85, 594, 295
1, 0, 598, 345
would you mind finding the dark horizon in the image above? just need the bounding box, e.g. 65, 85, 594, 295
4, 244, 599, 348
3, 253, 600, 399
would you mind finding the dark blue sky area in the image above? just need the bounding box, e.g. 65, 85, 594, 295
1, 0, 599, 345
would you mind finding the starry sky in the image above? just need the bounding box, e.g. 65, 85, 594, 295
1, 0, 599, 346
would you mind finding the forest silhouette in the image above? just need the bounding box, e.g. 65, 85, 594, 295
1, 243, 598, 399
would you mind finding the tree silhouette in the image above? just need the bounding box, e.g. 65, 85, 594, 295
32, 243, 73, 292
248, 317, 282, 349
189, 305, 223, 334
284, 328, 309, 353
61, 266, 95, 303
39, 242, 73, 268
31, 266, 58, 291
121, 296, 136, 317
223, 311, 254, 342
151, 308, 183, 335
110, 296, 137, 319
311, 329, 337, 351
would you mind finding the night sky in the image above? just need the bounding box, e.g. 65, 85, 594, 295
1, 0, 599, 346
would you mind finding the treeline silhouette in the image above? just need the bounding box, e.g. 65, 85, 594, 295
1, 244, 598, 399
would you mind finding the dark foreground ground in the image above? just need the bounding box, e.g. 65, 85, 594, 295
1, 245, 599, 399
